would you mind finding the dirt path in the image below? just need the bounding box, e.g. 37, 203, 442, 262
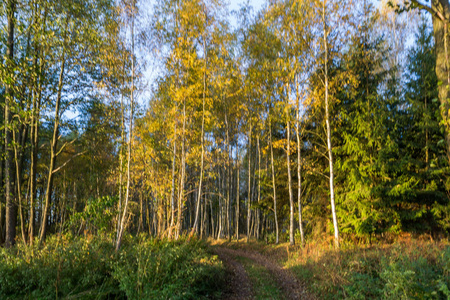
214, 246, 314, 300
214, 247, 254, 300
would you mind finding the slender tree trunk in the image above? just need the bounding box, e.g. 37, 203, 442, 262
228, 152, 233, 241
192, 35, 207, 236
226, 113, 231, 240
287, 119, 295, 246
4, 0, 17, 249
236, 147, 240, 241
210, 194, 215, 238
15, 109, 30, 245
0, 142, 4, 244
176, 98, 186, 240
219, 169, 225, 239
116, 52, 126, 241
13, 131, 26, 244
0, 176, 3, 244
58, 170, 67, 235
269, 119, 279, 244
323, 0, 339, 248
247, 121, 252, 243
116, 8, 135, 251
256, 135, 261, 240
147, 194, 152, 235
12, 1, 33, 246
38, 52, 66, 245
29, 5, 47, 246
217, 199, 222, 240
138, 189, 144, 233
251, 150, 257, 235
295, 77, 304, 245
203, 193, 208, 237
29, 73, 41, 246
168, 122, 177, 238
0, 92, 3, 245
200, 193, 204, 238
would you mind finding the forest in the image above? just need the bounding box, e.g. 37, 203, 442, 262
1, 0, 450, 299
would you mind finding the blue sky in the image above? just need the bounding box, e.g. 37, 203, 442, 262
228, 0, 265, 12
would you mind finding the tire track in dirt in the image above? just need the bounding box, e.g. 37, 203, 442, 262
216, 247, 314, 300
214, 247, 254, 300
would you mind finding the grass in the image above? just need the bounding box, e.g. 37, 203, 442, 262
210, 237, 291, 265
213, 234, 450, 299
0, 233, 225, 300
235, 255, 283, 299
286, 234, 450, 299
4, 233, 448, 299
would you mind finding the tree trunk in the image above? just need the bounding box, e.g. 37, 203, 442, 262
138, 189, 144, 233
38, 49, 66, 245
210, 193, 215, 238
295, 76, 304, 245
251, 148, 257, 235
287, 119, 295, 246
323, 0, 339, 248
13, 130, 26, 244
176, 98, 186, 240
200, 193, 204, 238
217, 197, 222, 240
226, 113, 231, 240
0, 140, 4, 244
247, 121, 252, 243
0, 87, 4, 245
29, 57, 43, 246
4, 0, 17, 249
236, 147, 240, 241
256, 135, 261, 240
269, 119, 279, 244
116, 8, 135, 251
168, 122, 177, 238
192, 35, 207, 236
116, 55, 126, 241
431, 0, 450, 162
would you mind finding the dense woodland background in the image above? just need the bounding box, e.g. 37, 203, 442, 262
1, 0, 450, 251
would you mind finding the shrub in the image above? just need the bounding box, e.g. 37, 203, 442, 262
0, 234, 225, 300
112, 235, 225, 299
286, 238, 450, 299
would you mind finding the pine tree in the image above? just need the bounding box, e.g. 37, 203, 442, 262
395, 17, 448, 233
335, 2, 397, 239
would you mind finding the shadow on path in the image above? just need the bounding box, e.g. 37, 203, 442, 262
214, 247, 254, 300
214, 246, 314, 300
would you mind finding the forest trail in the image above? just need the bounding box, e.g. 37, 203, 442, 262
214, 245, 314, 300
215, 247, 254, 299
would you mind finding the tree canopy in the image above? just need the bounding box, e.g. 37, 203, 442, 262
1, 0, 449, 249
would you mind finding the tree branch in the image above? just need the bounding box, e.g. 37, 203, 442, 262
410, 0, 447, 23
55, 136, 78, 157
52, 150, 87, 174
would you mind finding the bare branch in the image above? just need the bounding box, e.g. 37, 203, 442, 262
410, 0, 447, 22
52, 150, 87, 174
55, 136, 78, 157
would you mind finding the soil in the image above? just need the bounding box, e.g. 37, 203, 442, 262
214, 246, 315, 300
214, 247, 254, 300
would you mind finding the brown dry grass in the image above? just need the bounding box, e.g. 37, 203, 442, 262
209, 234, 450, 299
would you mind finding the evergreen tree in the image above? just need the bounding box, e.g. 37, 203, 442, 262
335, 3, 398, 239
394, 17, 449, 234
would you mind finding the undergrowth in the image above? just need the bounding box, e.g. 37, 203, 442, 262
0, 234, 225, 300
235, 255, 283, 299
214, 235, 450, 299
287, 235, 450, 299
